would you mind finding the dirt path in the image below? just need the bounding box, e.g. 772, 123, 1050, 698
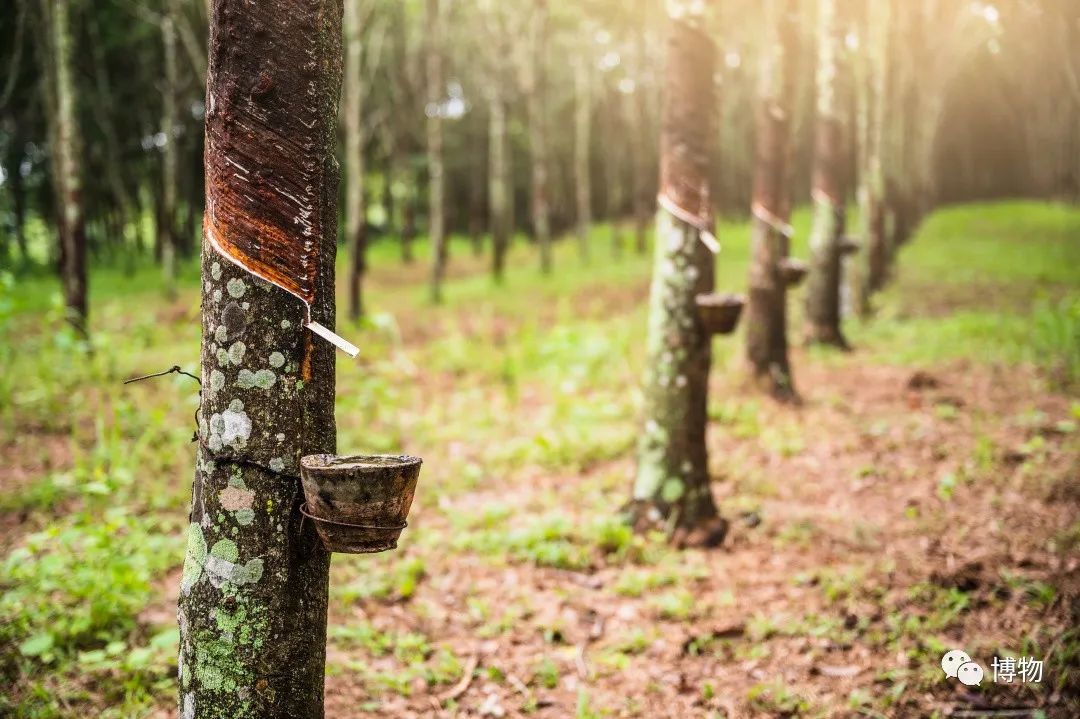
323, 357, 1080, 718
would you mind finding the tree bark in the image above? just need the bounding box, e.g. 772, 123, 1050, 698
630, 1, 725, 547
344, 0, 368, 321
606, 89, 626, 259
402, 164, 419, 264
858, 0, 891, 315
6, 143, 28, 264
42, 0, 87, 334
426, 0, 447, 303
745, 0, 798, 400
382, 148, 396, 241
88, 15, 134, 261
162, 0, 180, 299
804, 0, 849, 348
468, 126, 485, 257
527, 0, 552, 274
574, 47, 592, 264
630, 0, 651, 255
489, 86, 510, 283
177, 1, 342, 716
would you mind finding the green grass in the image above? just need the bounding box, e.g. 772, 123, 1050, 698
1, 200, 1078, 714
851, 201, 1080, 386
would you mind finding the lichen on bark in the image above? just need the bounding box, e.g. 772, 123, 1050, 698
177, 1, 342, 716
629, 0, 725, 547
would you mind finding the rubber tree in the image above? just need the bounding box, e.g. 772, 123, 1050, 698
161, 0, 180, 299
177, 0, 342, 715
426, 0, 447, 303
573, 39, 592, 264
857, 0, 890, 314
475, 0, 512, 283
745, 0, 798, 400
41, 0, 87, 334
629, 0, 726, 548
488, 81, 511, 282
804, 0, 850, 348
344, 0, 369, 321
628, 0, 653, 255
525, 0, 553, 274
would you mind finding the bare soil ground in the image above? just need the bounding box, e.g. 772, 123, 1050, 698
320, 356, 1080, 718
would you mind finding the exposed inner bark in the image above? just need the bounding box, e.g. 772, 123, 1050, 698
178, 1, 342, 716
631, 3, 725, 547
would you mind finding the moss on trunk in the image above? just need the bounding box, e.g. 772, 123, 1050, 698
178, 0, 342, 716
631, 1, 725, 547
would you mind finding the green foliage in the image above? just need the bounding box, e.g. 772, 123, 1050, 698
746, 680, 811, 715
0, 509, 180, 715
854, 202, 1080, 388
533, 657, 560, 690
1, 511, 178, 664
3, 200, 1079, 714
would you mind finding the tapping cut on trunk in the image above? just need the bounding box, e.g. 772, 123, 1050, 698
745, 0, 799, 401
629, 0, 726, 548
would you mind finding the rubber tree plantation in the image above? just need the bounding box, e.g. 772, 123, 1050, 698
2, 0, 1080, 716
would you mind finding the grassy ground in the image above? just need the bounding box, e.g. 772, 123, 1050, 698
1, 200, 1078, 717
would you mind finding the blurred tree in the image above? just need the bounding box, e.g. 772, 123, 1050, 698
804, 0, 850, 348
856, 0, 890, 313
343, 0, 372, 320
426, 0, 447, 302
40, 0, 87, 333
161, 0, 179, 298
526, 0, 553, 273
573, 37, 593, 263
745, 0, 798, 400
629, 0, 726, 548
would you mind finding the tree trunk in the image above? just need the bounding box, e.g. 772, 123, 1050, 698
574, 48, 592, 263
630, 1, 725, 547
745, 0, 797, 400
344, 0, 367, 321
489, 88, 510, 283
804, 0, 849, 348
162, 0, 179, 299
606, 91, 626, 259
528, 0, 552, 274
177, 0, 342, 716
42, 0, 87, 334
89, 15, 134, 261
630, 0, 651, 255
426, 0, 447, 302
8, 148, 28, 264
858, 0, 891, 315
402, 165, 418, 264
382, 150, 396, 240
